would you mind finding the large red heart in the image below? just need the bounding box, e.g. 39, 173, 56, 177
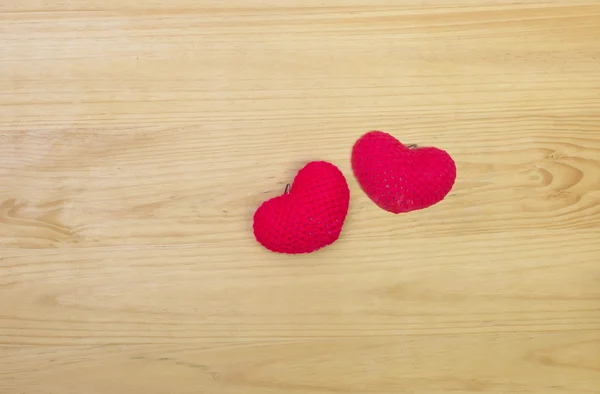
352, 131, 456, 213
253, 161, 350, 254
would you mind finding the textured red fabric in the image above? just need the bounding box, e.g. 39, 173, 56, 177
253, 161, 350, 254
352, 131, 456, 214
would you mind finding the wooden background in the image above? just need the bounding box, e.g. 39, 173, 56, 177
1, 1, 600, 393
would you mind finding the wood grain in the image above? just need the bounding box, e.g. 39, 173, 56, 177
1, 1, 600, 393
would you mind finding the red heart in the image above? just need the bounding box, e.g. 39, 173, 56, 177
352, 131, 456, 213
253, 161, 350, 254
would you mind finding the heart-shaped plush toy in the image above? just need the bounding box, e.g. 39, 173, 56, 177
352, 131, 456, 214
253, 161, 350, 254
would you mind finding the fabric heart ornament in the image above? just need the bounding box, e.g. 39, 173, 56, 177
352, 131, 456, 214
253, 161, 350, 254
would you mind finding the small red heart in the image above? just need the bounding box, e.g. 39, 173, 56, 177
352, 131, 456, 214
253, 161, 350, 254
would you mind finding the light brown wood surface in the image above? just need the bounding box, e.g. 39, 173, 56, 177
1, 1, 600, 393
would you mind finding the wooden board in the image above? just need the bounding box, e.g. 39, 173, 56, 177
1, 1, 599, 393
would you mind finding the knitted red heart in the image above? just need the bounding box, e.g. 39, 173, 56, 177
352, 131, 456, 214
253, 161, 350, 254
